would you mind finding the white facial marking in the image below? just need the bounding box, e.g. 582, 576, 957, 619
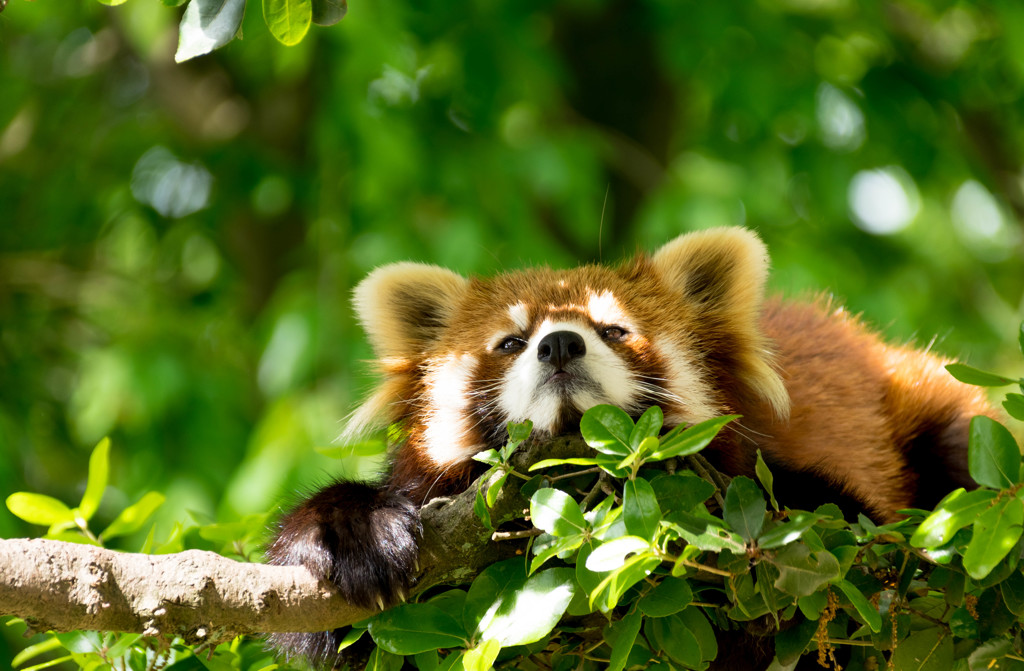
653, 339, 719, 424
508, 302, 530, 332
586, 290, 629, 326
422, 353, 479, 466
497, 318, 640, 433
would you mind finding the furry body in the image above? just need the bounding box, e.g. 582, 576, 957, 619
266, 228, 990, 667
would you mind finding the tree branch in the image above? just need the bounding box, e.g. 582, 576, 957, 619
0, 434, 593, 643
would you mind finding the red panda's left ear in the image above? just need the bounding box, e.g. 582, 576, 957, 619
353, 262, 469, 360
652, 227, 790, 419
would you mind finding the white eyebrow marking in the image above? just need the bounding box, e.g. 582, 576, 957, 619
508, 302, 530, 331
586, 290, 629, 325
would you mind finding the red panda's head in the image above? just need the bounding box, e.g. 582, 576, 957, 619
345, 227, 789, 470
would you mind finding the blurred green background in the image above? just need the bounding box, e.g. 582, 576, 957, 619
2, 0, 1024, 664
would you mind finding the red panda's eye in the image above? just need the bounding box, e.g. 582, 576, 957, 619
497, 337, 527, 353
602, 326, 628, 342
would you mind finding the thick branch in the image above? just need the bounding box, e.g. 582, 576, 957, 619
0, 434, 592, 641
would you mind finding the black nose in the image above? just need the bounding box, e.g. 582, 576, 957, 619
537, 330, 586, 370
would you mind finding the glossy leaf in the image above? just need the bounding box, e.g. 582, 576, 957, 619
263, 0, 312, 46
175, 0, 246, 63
623, 478, 661, 541
529, 456, 601, 471
474, 567, 576, 646
629, 405, 663, 449
757, 512, 822, 550
461, 639, 500, 671
585, 536, 652, 572
963, 496, 1024, 580
78, 437, 110, 521
368, 603, 466, 654
646, 414, 738, 461
910, 488, 996, 548
638, 576, 692, 617
724, 476, 766, 541
665, 511, 746, 553
1003, 393, 1024, 422
530, 534, 585, 574
530, 487, 587, 537
589, 553, 661, 611
968, 416, 1021, 489
580, 404, 634, 456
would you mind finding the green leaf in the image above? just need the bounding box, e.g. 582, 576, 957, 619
589, 553, 662, 610
175, 0, 247, 63
365, 648, 404, 671
11, 637, 63, 668
474, 567, 576, 646
724, 476, 766, 541
368, 603, 466, 655
580, 405, 634, 456
1000, 569, 1024, 616
969, 416, 1021, 489
650, 472, 716, 517
889, 628, 952, 671
665, 511, 746, 553
623, 478, 661, 541
1003, 393, 1024, 422
946, 363, 1015, 387
678, 606, 717, 662
1019, 321, 1024, 358
756, 512, 822, 550
584, 536, 652, 572
485, 471, 508, 509
630, 405, 663, 449
530, 488, 587, 537
963, 496, 1024, 580
263, 0, 312, 46
834, 579, 881, 633
461, 639, 500, 671
604, 610, 643, 671
507, 420, 533, 444
910, 488, 996, 548
529, 457, 602, 471
473, 485, 491, 531
646, 414, 738, 461
645, 614, 702, 668
770, 543, 841, 597
774, 617, 817, 664
6, 492, 74, 527
311, 0, 346, 25
530, 534, 584, 574
472, 449, 501, 467
754, 450, 779, 512
78, 437, 110, 521
638, 576, 693, 617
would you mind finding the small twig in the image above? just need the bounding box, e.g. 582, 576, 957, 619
579, 472, 612, 512
686, 454, 728, 509
814, 636, 877, 648
549, 467, 602, 483
675, 558, 735, 578
491, 528, 545, 542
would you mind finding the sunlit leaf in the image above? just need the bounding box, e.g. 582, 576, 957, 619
175, 0, 246, 63
754, 449, 779, 512
530, 488, 587, 537
6, 492, 74, 527
263, 0, 312, 46
585, 536, 652, 572
79, 437, 110, 521
910, 488, 995, 548
580, 404, 634, 456
646, 415, 738, 461
461, 639, 500, 671
629, 405, 663, 449
757, 512, 822, 550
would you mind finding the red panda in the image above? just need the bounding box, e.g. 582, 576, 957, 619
265, 227, 992, 666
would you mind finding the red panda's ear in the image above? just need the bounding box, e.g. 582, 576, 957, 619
353, 262, 469, 359
651, 227, 790, 419
651, 227, 770, 313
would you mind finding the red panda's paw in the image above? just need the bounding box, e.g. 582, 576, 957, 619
266, 479, 421, 610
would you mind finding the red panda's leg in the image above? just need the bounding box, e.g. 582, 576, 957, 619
264, 479, 420, 667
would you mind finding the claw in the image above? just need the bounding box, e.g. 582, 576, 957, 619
376, 595, 386, 611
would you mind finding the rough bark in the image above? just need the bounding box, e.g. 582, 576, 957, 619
0, 434, 591, 643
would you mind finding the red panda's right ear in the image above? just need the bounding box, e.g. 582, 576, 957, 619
353, 262, 469, 360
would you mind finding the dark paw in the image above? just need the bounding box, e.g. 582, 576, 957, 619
266, 479, 421, 610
